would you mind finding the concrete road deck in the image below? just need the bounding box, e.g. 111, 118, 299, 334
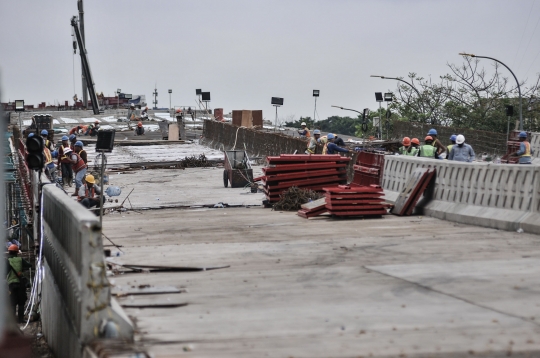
104, 206, 540, 358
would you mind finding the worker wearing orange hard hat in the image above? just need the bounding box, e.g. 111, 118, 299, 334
399, 137, 419, 156
418, 136, 437, 158
135, 121, 145, 136
6, 244, 32, 323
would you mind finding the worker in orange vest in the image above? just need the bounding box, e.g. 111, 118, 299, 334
78, 174, 101, 209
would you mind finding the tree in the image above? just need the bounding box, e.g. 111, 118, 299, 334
391, 57, 540, 133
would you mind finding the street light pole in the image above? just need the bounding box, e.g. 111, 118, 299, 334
168, 89, 172, 110
459, 53, 523, 131
371, 75, 422, 98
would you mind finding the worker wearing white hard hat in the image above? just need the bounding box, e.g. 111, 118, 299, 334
448, 134, 475, 162
297, 121, 311, 138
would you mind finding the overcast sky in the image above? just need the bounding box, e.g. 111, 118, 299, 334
1, 0, 539, 121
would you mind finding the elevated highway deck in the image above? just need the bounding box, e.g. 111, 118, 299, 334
103, 167, 540, 358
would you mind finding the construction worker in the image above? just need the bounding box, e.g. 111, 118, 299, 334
6, 244, 32, 323
127, 103, 137, 121
41, 129, 54, 151
58, 135, 73, 188
325, 133, 350, 155
43, 137, 56, 182
135, 122, 145, 136
333, 135, 345, 146
297, 122, 311, 138
63, 147, 87, 196
410, 138, 421, 155
69, 134, 77, 150
419, 136, 437, 158
448, 134, 475, 162
74, 141, 87, 164
88, 120, 100, 136
306, 129, 321, 154
141, 106, 149, 119
448, 134, 457, 154
512, 131, 533, 164
78, 174, 101, 209
399, 137, 411, 155
69, 125, 83, 136
427, 129, 447, 159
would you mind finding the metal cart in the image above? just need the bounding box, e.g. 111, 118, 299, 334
223, 150, 253, 188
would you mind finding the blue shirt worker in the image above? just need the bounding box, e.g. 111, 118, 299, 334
513, 131, 533, 164
324, 133, 350, 155
448, 134, 475, 162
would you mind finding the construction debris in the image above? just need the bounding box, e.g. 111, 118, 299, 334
180, 154, 211, 168
273, 186, 323, 211
261, 154, 350, 203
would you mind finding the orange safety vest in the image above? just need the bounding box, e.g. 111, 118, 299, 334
71, 152, 87, 173
44, 147, 53, 165
78, 185, 96, 201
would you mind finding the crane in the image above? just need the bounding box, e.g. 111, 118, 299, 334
71, 15, 100, 115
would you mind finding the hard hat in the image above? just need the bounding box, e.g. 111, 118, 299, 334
28, 133, 35, 138
301, 122, 306, 126
176, 109, 182, 113
427, 129, 437, 136
94, 120, 100, 124
450, 134, 457, 142
519, 131, 527, 138
61, 135, 69, 141
69, 134, 76, 141
402, 137, 411, 146
63, 147, 72, 154
145, 106, 148, 110
411, 138, 420, 145
8, 244, 19, 252
313, 129, 321, 135
424, 136, 433, 142
41, 129, 48, 136
327, 133, 335, 139
130, 103, 135, 107
456, 134, 465, 144
75, 141, 83, 147
137, 122, 143, 127
85, 174, 95, 184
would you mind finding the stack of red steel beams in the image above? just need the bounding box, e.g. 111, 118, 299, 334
324, 184, 391, 217
262, 154, 350, 202
351, 151, 385, 186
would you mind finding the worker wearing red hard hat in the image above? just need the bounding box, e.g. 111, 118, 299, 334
418, 136, 437, 158
135, 122, 145, 136
6, 244, 32, 323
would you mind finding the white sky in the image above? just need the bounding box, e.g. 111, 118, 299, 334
1, 0, 539, 121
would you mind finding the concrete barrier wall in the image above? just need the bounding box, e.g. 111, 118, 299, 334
201, 120, 308, 157
40, 184, 133, 358
382, 156, 540, 234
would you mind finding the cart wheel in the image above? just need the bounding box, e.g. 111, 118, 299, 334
223, 170, 229, 188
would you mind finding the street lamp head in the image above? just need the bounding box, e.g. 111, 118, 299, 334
459, 52, 476, 57
370, 75, 385, 79
313, 90, 320, 97
384, 93, 393, 102
168, 89, 172, 93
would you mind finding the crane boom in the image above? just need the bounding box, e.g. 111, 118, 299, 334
70, 16, 100, 115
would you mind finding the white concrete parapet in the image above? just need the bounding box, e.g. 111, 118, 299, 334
382, 155, 540, 234
40, 184, 133, 358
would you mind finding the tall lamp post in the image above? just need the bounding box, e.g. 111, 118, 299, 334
384, 92, 393, 140
459, 53, 523, 131
168, 89, 172, 110
313, 90, 319, 123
